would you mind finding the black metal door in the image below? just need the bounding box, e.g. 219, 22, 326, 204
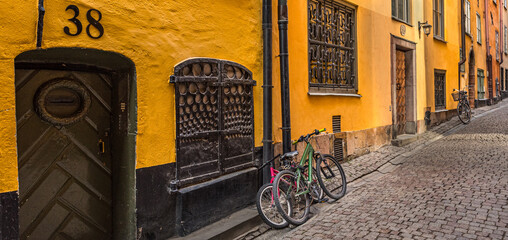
171, 59, 256, 187
15, 69, 112, 239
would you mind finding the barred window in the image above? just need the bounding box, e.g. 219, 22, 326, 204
308, 0, 357, 93
434, 70, 446, 110
478, 69, 485, 99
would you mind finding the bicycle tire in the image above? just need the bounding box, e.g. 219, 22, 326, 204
272, 170, 311, 226
255, 183, 289, 229
457, 102, 472, 124
316, 154, 347, 200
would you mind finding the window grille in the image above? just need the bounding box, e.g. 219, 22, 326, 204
308, 0, 356, 91
477, 69, 485, 99
434, 70, 446, 109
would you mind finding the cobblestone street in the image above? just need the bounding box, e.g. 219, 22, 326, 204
246, 102, 508, 240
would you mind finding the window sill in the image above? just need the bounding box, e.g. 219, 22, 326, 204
391, 17, 413, 27
433, 36, 447, 43
434, 108, 448, 113
308, 92, 362, 97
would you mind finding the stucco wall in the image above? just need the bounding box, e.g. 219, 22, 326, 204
0, 0, 263, 193
271, 0, 427, 143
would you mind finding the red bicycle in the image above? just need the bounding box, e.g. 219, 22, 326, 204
256, 152, 323, 228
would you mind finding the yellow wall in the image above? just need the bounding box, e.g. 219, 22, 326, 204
424, 0, 461, 111
272, 0, 427, 143
465, 0, 488, 100
0, 0, 263, 193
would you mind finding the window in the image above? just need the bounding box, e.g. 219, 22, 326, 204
496, 31, 500, 61
308, 0, 357, 92
477, 13, 482, 43
392, 0, 411, 23
505, 26, 507, 53
433, 0, 445, 39
435, 70, 446, 109
478, 69, 485, 99
465, 0, 471, 35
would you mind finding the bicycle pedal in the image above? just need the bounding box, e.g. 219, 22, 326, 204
318, 197, 329, 203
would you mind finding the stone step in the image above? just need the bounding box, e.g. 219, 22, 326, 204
391, 134, 418, 147
170, 206, 262, 240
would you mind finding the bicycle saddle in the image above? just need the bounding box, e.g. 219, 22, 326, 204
281, 151, 298, 159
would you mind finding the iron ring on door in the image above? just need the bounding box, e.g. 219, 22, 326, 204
34, 78, 91, 126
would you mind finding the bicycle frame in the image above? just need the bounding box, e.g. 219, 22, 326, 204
293, 141, 315, 197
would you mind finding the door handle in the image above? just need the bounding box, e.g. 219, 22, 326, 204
99, 139, 105, 153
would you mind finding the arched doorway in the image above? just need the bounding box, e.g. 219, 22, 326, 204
14, 48, 137, 240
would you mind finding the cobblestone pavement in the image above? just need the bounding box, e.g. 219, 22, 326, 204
241, 100, 508, 240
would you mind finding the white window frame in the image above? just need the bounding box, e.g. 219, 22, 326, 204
505, 26, 507, 53
465, 0, 471, 35
496, 31, 500, 61
477, 13, 482, 44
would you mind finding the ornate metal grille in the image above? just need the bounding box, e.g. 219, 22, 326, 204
308, 0, 356, 90
434, 71, 446, 109
171, 58, 256, 187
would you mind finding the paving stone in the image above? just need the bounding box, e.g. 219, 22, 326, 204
247, 101, 508, 240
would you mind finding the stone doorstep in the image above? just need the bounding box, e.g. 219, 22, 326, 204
170, 206, 262, 240
391, 134, 419, 147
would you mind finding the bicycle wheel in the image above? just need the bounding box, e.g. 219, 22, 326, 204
457, 102, 471, 124
255, 183, 289, 229
272, 170, 311, 226
316, 154, 347, 200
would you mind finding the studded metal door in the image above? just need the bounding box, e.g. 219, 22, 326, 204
171, 58, 256, 187
15, 69, 112, 239
396, 50, 406, 135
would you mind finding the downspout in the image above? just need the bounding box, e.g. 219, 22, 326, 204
501, 2, 504, 65
485, 0, 491, 99
262, 0, 273, 184
36, 0, 45, 48
500, 1, 503, 97
459, 0, 466, 90
486, 0, 490, 67
278, 0, 291, 154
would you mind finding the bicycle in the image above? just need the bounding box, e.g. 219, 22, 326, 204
272, 129, 347, 225
452, 87, 472, 124
256, 153, 323, 228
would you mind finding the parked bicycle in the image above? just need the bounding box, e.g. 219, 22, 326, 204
452, 87, 472, 124
272, 129, 347, 226
256, 153, 323, 228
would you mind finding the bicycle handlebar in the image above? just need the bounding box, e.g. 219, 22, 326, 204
292, 128, 326, 145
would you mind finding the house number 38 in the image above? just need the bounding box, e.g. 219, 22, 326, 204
63, 5, 104, 39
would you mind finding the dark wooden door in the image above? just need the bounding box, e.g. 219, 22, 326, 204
15, 69, 112, 239
396, 50, 406, 135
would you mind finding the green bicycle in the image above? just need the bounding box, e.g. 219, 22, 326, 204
272, 129, 347, 225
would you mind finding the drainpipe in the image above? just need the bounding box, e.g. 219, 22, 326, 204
501, 2, 504, 66
500, 1, 503, 97
459, 0, 466, 90
485, 0, 491, 99
262, 0, 273, 184
278, 0, 291, 154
